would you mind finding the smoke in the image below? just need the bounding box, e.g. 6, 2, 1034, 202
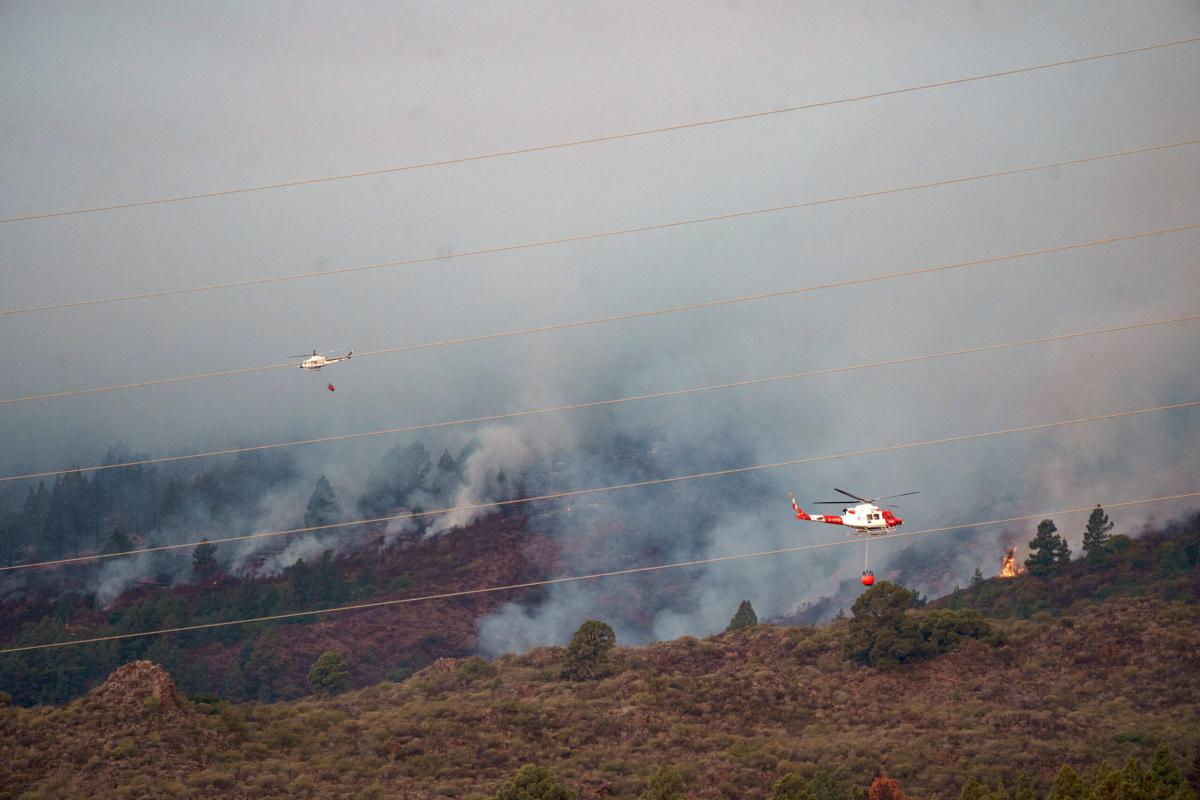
427, 426, 535, 535
2, 1, 1198, 645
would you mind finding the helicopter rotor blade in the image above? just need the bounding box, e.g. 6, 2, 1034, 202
835, 488, 872, 504
813, 501, 850, 505
875, 491, 920, 502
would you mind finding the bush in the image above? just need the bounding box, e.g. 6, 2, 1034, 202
845, 582, 1000, 667
844, 582, 928, 668
919, 608, 1001, 651
561, 620, 616, 681
308, 651, 351, 696
458, 656, 497, 684
771, 772, 815, 800
494, 764, 576, 800
640, 765, 686, 800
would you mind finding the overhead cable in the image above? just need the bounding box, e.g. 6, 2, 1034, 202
1, 313, 1196, 483
3, 399, 1195, 573
1, 138, 1196, 317
3, 37, 1196, 226
4, 220, 1196, 405
1, 490, 1195, 653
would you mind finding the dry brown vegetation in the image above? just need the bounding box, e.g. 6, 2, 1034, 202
2, 596, 1197, 800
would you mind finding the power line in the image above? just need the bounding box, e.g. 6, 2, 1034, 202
4, 399, 1195, 572
2, 490, 1194, 654
2, 138, 1196, 317
2, 313, 1195, 484
3, 37, 1196, 227
4, 220, 1196, 405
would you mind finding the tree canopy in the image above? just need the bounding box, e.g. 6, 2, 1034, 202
727, 600, 758, 631
561, 620, 616, 681
845, 582, 999, 668
494, 764, 576, 800
1083, 504, 1115, 557
639, 765, 686, 800
1025, 519, 1070, 577
308, 651, 351, 696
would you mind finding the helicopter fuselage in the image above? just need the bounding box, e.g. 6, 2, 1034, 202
296, 351, 352, 370
791, 499, 903, 535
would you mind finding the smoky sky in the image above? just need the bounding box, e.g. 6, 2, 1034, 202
1, 2, 1199, 642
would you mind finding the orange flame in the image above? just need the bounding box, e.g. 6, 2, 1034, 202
999, 547, 1023, 578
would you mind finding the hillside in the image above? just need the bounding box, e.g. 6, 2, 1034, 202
0, 512, 557, 705
936, 512, 1200, 616
3, 593, 1198, 800
0, 432, 734, 707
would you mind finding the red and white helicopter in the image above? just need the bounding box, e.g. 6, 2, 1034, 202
788, 488, 918, 585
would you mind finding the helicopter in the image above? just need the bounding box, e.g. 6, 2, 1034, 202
788, 487, 919, 585
289, 349, 353, 370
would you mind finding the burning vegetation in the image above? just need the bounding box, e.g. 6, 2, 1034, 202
999, 546, 1024, 578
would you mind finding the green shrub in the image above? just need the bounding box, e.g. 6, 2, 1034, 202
845, 582, 1000, 668
640, 765, 686, 800
308, 651, 351, 696
459, 656, 497, 684
727, 601, 758, 632
561, 620, 616, 681
494, 764, 576, 800
771, 772, 815, 800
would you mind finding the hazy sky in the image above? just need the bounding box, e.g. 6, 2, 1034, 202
1, 2, 1198, 633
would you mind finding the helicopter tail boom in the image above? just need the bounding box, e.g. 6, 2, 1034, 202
789, 491, 843, 526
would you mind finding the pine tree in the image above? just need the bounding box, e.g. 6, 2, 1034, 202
1082, 505, 1115, 558
432, 449, 462, 499
43, 471, 92, 558
1025, 519, 1070, 577
16, 482, 50, 561
971, 567, 985, 588
561, 620, 616, 680
155, 477, 187, 529
307, 651, 351, 696
494, 764, 576, 800
640, 766, 686, 800
304, 475, 341, 528
192, 540, 219, 582
1150, 745, 1185, 799
727, 600, 758, 631
44, 475, 68, 560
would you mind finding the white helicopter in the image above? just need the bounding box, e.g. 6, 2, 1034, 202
788, 487, 918, 535
788, 487, 919, 585
289, 349, 353, 370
